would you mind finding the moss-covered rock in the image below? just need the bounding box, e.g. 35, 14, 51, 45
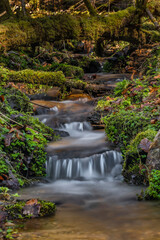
1, 7, 153, 53
5, 199, 56, 219
103, 110, 151, 149
0, 67, 86, 94
123, 129, 157, 184
124, 129, 157, 168
1, 87, 33, 113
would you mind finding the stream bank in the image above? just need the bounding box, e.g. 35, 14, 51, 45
0, 40, 159, 240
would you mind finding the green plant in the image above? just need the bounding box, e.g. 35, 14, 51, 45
103, 60, 113, 72
0, 187, 9, 193
145, 170, 160, 200
114, 79, 130, 96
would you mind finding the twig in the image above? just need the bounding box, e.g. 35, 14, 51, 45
146, 8, 160, 31
0, 112, 24, 127
0, 116, 11, 126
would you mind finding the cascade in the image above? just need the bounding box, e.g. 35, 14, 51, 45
34, 99, 123, 182
46, 150, 122, 180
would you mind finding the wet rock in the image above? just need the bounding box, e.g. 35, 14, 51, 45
69, 89, 83, 94
1, 170, 20, 190
87, 110, 101, 126
4, 222, 15, 227
123, 170, 146, 185
92, 124, 104, 130
23, 199, 41, 218
53, 130, 69, 137
65, 93, 92, 101
146, 130, 160, 170
45, 87, 61, 100
29, 87, 61, 101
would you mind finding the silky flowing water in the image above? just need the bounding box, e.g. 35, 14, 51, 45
18, 97, 160, 240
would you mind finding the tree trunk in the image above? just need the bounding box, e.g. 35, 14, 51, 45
108, 0, 110, 12
21, 0, 26, 16
83, 0, 97, 16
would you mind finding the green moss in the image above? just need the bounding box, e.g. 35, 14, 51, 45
123, 129, 157, 178
5, 201, 26, 219
0, 87, 33, 113
0, 7, 138, 52
103, 110, 150, 149
5, 200, 56, 219
125, 129, 157, 158
0, 67, 86, 95
0, 149, 8, 175
0, 19, 37, 52
55, 64, 84, 78
9, 69, 66, 86
39, 200, 56, 217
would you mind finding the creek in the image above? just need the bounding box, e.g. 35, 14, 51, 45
18, 90, 160, 240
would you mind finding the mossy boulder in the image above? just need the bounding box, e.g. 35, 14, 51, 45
103, 110, 151, 148
8, 69, 66, 86
124, 129, 157, 169
123, 129, 157, 184
1, 87, 33, 113
55, 64, 84, 78
5, 199, 56, 219
0, 67, 86, 94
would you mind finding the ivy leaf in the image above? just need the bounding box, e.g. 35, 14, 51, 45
139, 138, 152, 153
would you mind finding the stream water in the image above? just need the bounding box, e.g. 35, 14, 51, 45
18, 97, 160, 240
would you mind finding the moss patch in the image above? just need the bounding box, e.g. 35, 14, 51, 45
5, 200, 56, 219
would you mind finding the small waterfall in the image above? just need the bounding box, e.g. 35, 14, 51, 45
46, 151, 122, 180
61, 122, 92, 132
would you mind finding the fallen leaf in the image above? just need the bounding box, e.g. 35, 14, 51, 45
23, 199, 41, 218
26, 199, 38, 205
150, 119, 157, 124
0, 95, 5, 102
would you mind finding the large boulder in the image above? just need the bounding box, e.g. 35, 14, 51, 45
147, 130, 160, 170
